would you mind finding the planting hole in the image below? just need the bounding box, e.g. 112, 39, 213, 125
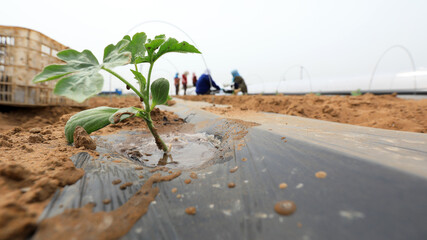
111, 132, 220, 169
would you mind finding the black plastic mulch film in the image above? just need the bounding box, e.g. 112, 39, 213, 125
38, 101, 427, 240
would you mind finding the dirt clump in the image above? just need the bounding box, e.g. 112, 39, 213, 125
73, 126, 96, 150
179, 94, 427, 133
315, 171, 327, 179
185, 206, 197, 215
120, 182, 133, 190
274, 200, 297, 216
189, 172, 198, 179
28, 134, 44, 143
229, 166, 239, 173
112, 179, 122, 185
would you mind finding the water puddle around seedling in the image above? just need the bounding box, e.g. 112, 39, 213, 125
101, 131, 221, 169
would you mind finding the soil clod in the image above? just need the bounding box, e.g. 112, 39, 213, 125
230, 166, 239, 173
274, 200, 297, 216
29, 128, 41, 134
73, 126, 96, 150
28, 134, 45, 143
185, 206, 197, 215
120, 182, 133, 190
315, 171, 327, 179
112, 179, 122, 185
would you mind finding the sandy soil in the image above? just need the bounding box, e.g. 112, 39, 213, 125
0, 96, 183, 240
178, 94, 427, 133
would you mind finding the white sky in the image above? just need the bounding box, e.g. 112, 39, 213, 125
2, 0, 427, 93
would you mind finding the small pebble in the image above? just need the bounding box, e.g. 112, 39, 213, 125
229, 166, 239, 173
185, 206, 196, 215
29, 128, 41, 134
228, 182, 236, 188
103, 199, 111, 204
171, 187, 178, 193
112, 179, 122, 185
189, 172, 198, 179
138, 175, 144, 179
120, 182, 133, 190
274, 201, 296, 216
135, 166, 144, 170
315, 171, 327, 179
279, 183, 288, 189
241, 158, 247, 162
184, 179, 191, 184
176, 194, 182, 199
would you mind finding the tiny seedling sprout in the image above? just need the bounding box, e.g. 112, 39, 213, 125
33, 32, 201, 152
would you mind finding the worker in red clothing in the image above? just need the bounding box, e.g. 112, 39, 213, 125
192, 72, 197, 87
174, 73, 180, 95
182, 71, 189, 95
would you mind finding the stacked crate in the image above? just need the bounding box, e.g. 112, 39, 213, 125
0, 25, 85, 107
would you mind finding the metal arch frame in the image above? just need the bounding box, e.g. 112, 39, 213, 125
369, 45, 417, 94
277, 64, 312, 93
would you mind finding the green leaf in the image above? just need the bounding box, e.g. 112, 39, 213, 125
134, 56, 151, 64
64, 106, 139, 143
103, 39, 132, 68
154, 38, 201, 62
33, 49, 100, 84
54, 72, 104, 103
33, 65, 75, 83
123, 32, 147, 64
130, 69, 146, 90
32, 49, 103, 102
58, 49, 100, 66
145, 34, 166, 57
65, 107, 119, 143
151, 78, 170, 107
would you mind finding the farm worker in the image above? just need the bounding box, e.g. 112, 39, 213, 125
182, 71, 189, 95
196, 69, 221, 95
174, 73, 180, 95
192, 72, 197, 87
231, 70, 247, 94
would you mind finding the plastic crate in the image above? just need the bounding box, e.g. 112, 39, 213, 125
0, 25, 86, 107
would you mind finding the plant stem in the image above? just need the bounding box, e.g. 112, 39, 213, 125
146, 113, 169, 152
146, 63, 154, 103
143, 62, 168, 152
101, 67, 144, 99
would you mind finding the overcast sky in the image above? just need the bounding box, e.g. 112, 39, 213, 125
2, 0, 427, 92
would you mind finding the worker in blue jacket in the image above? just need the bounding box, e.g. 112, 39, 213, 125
195, 70, 221, 95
